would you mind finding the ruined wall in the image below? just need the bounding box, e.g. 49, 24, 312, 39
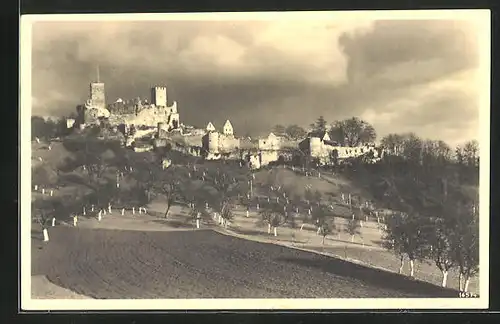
169, 112, 180, 129
258, 134, 280, 151
280, 138, 300, 149
219, 135, 240, 152
171, 142, 203, 157
260, 150, 279, 166
182, 134, 204, 147
107, 101, 136, 115
306, 136, 383, 164
106, 104, 177, 129
328, 145, 380, 159
154, 138, 168, 148
203, 131, 240, 154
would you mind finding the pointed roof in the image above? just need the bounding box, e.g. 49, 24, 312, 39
223, 119, 233, 129
206, 122, 216, 132
268, 132, 277, 139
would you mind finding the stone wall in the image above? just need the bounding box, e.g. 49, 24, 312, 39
219, 135, 240, 152
103, 102, 179, 130
154, 138, 168, 148
260, 150, 279, 166
258, 135, 280, 151
182, 134, 204, 147
134, 144, 154, 152
302, 136, 383, 165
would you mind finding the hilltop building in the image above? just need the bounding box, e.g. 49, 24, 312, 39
71, 74, 385, 169
202, 120, 241, 160
258, 132, 281, 151
76, 77, 181, 133
299, 133, 383, 165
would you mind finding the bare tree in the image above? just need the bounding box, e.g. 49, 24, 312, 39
419, 214, 456, 288
319, 217, 337, 245
32, 197, 63, 242
259, 200, 288, 236
380, 133, 407, 156
453, 202, 480, 292
456, 140, 479, 167
239, 194, 253, 217
200, 169, 247, 228
330, 117, 376, 146
32, 164, 58, 191
311, 204, 336, 245
310, 116, 328, 134
285, 124, 307, 140
345, 218, 362, 243
272, 124, 286, 136
185, 189, 211, 229
58, 137, 133, 216
382, 212, 428, 278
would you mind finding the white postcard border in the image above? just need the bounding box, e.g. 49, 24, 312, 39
20, 9, 491, 310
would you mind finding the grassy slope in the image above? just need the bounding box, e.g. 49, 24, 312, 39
31, 141, 75, 170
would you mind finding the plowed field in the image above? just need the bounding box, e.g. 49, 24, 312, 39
32, 227, 459, 299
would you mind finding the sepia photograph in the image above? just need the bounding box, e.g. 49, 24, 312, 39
20, 10, 490, 310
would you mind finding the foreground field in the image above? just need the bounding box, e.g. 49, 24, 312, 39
32, 226, 459, 299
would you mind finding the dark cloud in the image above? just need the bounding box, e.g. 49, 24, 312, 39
29, 18, 482, 146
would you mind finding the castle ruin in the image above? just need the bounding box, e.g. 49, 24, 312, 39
72, 73, 383, 168
77, 75, 181, 133
299, 131, 382, 165
202, 120, 241, 160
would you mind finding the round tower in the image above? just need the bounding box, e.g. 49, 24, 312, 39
208, 131, 220, 153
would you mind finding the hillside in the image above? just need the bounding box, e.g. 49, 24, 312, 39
31, 140, 75, 170
30, 138, 479, 223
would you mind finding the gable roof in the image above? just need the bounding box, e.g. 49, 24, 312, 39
206, 122, 216, 131
223, 120, 233, 129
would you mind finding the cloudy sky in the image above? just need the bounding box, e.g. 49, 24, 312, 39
30, 14, 485, 147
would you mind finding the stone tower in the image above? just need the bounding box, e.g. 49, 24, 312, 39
208, 131, 220, 153
151, 86, 167, 107
89, 65, 106, 110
